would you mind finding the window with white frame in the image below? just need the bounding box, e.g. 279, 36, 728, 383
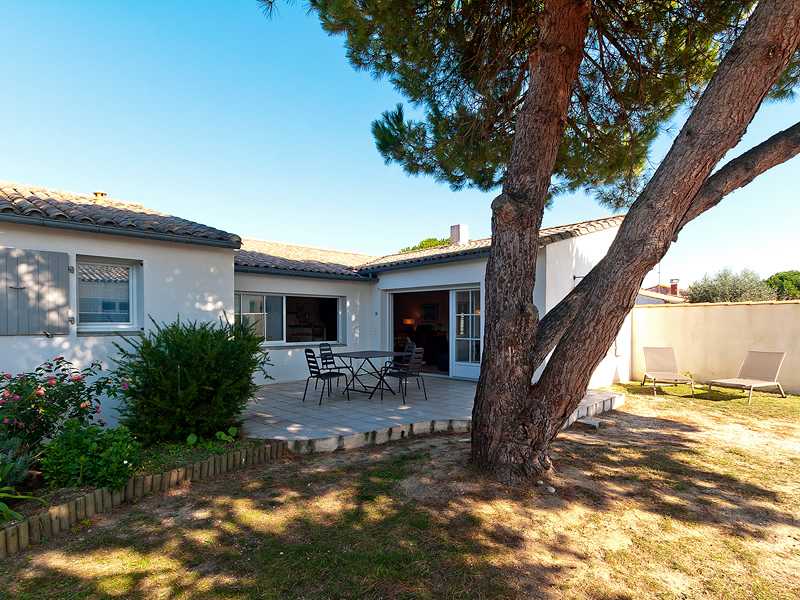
454, 289, 481, 363
234, 293, 342, 344
76, 257, 141, 330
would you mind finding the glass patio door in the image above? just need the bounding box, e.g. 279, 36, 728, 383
451, 288, 481, 379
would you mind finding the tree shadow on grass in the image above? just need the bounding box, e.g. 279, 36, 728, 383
0, 448, 585, 600
1, 409, 797, 600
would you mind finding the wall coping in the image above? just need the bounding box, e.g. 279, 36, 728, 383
633, 299, 800, 309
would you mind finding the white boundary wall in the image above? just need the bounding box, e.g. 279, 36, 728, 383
631, 301, 800, 393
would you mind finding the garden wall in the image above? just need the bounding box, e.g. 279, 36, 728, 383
631, 300, 800, 393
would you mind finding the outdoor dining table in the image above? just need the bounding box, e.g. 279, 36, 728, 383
334, 350, 409, 396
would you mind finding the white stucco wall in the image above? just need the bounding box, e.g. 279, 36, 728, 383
632, 301, 800, 393
233, 272, 376, 383
0, 222, 235, 422
543, 228, 630, 388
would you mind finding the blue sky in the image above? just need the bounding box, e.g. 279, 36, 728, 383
1, 1, 797, 287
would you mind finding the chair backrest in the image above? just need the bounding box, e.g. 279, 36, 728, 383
737, 350, 786, 381
643, 347, 678, 373
319, 343, 336, 370
305, 348, 321, 376
405, 347, 425, 376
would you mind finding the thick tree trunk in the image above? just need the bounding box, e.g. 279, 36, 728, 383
470, 0, 590, 480
473, 0, 800, 483
531, 120, 800, 365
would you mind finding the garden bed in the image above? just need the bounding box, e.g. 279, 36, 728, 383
0, 439, 286, 558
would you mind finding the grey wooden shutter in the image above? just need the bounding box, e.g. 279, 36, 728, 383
0, 247, 70, 336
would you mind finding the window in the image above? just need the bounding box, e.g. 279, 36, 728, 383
454, 289, 481, 363
234, 293, 341, 344
77, 258, 140, 330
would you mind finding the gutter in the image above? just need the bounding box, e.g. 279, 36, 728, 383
234, 265, 370, 281
358, 247, 491, 274
0, 213, 241, 249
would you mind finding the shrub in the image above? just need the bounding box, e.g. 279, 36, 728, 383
686, 269, 776, 303
111, 318, 269, 445
40, 420, 141, 490
0, 437, 31, 488
0, 358, 108, 456
765, 270, 800, 300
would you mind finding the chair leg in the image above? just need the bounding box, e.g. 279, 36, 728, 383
319, 379, 326, 405
327, 378, 332, 397
641, 374, 647, 387
777, 383, 787, 398
652, 378, 657, 397
302, 378, 310, 403
690, 380, 694, 397
421, 376, 428, 401
748, 386, 753, 405
401, 377, 406, 405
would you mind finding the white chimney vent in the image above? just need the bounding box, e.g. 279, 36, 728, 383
449, 223, 469, 245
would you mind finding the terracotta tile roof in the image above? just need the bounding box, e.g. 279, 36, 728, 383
236, 239, 376, 278
236, 215, 625, 278
358, 215, 625, 272
637, 289, 687, 303
0, 182, 240, 248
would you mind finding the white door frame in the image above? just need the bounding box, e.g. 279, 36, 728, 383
384, 284, 482, 379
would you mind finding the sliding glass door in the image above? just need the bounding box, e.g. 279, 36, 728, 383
451, 288, 481, 379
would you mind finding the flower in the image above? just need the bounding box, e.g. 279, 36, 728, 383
70, 374, 83, 382
2, 417, 9, 424
35, 387, 46, 397
1, 389, 9, 398
2, 373, 11, 380
47, 377, 57, 386
120, 380, 130, 391
0, 399, 5, 406
79, 401, 90, 409
95, 405, 102, 414
11, 394, 20, 401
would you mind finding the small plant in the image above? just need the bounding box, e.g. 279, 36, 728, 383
110, 317, 269, 445
0, 437, 31, 488
0, 357, 109, 456
0, 483, 40, 524
215, 427, 238, 444
40, 420, 142, 490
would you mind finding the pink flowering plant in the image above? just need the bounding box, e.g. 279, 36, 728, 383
0, 357, 111, 456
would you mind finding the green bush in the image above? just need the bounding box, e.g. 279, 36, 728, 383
686, 269, 776, 303
40, 420, 141, 490
111, 318, 270, 445
0, 437, 31, 488
765, 270, 800, 300
0, 357, 109, 456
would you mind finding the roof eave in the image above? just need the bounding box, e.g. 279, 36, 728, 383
358, 247, 491, 274
0, 213, 241, 249
234, 264, 371, 281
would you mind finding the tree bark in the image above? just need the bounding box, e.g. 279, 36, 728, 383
531, 120, 800, 366
530, 0, 800, 451
473, 0, 800, 483
470, 0, 591, 480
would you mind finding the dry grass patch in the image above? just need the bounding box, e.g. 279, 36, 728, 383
1, 385, 798, 599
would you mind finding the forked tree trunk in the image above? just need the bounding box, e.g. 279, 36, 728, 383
470, 0, 591, 480
473, 0, 800, 483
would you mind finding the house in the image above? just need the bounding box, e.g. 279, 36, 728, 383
644, 279, 684, 298
0, 182, 630, 411
636, 288, 687, 305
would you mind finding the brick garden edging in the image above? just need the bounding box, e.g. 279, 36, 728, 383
0, 440, 287, 559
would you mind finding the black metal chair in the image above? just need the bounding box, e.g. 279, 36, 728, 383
393, 339, 416, 368
372, 347, 427, 403
303, 349, 349, 405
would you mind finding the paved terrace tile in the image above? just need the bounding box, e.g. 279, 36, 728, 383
242, 377, 621, 442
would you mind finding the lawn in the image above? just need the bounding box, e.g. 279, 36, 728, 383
1, 384, 798, 600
